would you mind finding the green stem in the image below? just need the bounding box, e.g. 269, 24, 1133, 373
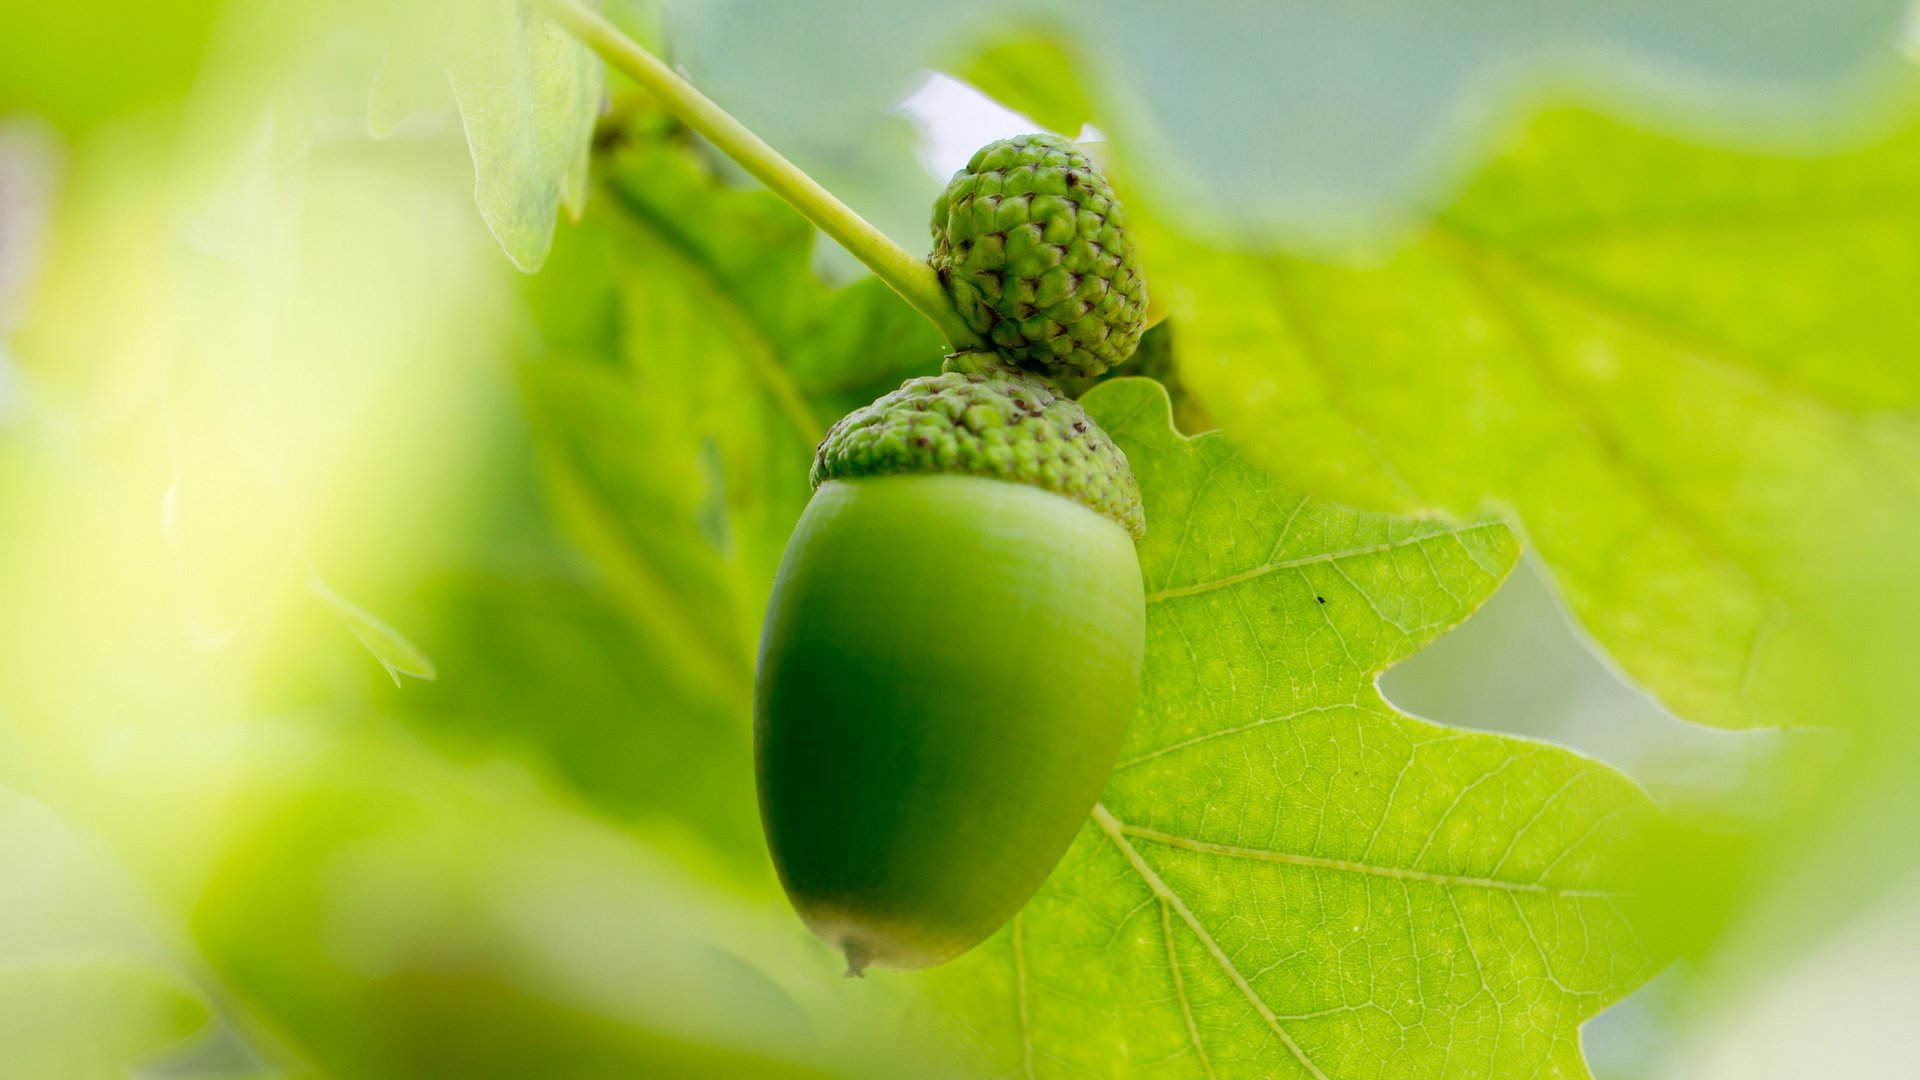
538, 0, 982, 352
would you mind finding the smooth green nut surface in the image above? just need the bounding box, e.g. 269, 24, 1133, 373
812, 367, 1145, 538
930, 134, 1147, 380
755, 475, 1145, 971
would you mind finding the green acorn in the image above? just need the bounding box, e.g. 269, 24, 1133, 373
755, 359, 1145, 973
930, 134, 1148, 380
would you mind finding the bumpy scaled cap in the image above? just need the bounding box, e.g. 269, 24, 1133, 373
812, 366, 1145, 538
930, 134, 1147, 381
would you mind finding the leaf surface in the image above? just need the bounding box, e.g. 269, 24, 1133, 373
670, 0, 1907, 237
310, 574, 439, 685
447, 0, 605, 271
518, 117, 945, 703
933, 380, 1662, 1079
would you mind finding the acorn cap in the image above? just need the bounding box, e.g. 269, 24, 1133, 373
930, 134, 1148, 381
811, 367, 1145, 539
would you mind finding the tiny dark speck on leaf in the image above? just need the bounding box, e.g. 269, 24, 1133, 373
1316, 596, 1326, 604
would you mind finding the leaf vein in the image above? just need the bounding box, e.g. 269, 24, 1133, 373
1093, 804, 1332, 1080
1145, 523, 1508, 604
1118, 821, 1629, 899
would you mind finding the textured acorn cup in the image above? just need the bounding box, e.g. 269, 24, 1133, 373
756, 367, 1146, 972
930, 134, 1148, 380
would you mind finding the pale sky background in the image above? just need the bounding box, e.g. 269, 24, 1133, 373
898, 73, 1036, 178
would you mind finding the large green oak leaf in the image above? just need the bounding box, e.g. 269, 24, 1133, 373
931, 380, 1664, 1080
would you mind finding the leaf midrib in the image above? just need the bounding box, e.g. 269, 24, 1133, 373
1145, 521, 1508, 604
1092, 803, 1332, 1080
1113, 819, 1631, 899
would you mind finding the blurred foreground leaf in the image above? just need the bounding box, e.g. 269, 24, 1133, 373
0, 0, 226, 131
1168, 105, 1920, 732
932, 380, 1663, 1079
958, 35, 1095, 137
670, 0, 1907, 239
193, 728, 960, 1080
310, 574, 439, 685
0, 966, 208, 1080
444, 0, 604, 271
0, 783, 214, 1080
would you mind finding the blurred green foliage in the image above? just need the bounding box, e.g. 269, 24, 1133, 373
957, 34, 1096, 138
671, 0, 1911, 241
0, 0, 227, 131
2, 0, 1918, 1077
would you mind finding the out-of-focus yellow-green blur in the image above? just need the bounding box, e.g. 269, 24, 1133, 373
6, 0, 1920, 1076
0, 1, 946, 1076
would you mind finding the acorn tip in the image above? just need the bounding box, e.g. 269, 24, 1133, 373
843, 941, 871, 978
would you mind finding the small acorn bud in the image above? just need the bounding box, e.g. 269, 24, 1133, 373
756, 365, 1146, 972
930, 134, 1148, 381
